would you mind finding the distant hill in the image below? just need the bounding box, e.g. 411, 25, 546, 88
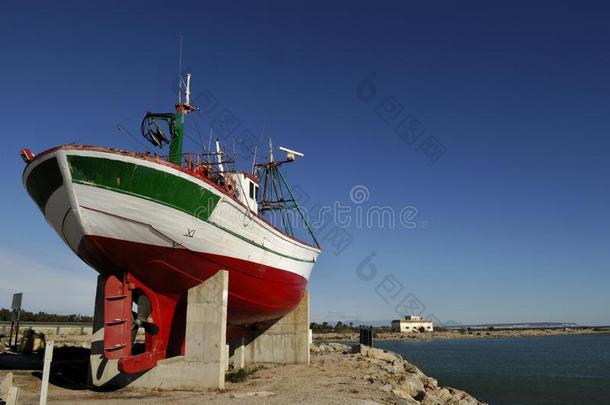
450, 322, 579, 330
313, 319, 581, 329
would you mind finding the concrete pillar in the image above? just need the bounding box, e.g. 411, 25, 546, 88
232, 337, 246, 370
235, 290, 310, 366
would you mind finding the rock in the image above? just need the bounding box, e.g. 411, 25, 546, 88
423, 377, 438, 389
402, 375, 425, 397
391, 359, 405, 374
359, 345, 398, 362
383, 363, 402, 374
391, 388, 409, 399
419, 392, 443, 405
231, 391, 274, 398
327, 342, 351, 351
380, 383, 393, 392
437, 387, 453, 401
403, 361, 420, 374
448, 387, 469, 400
395, 397, 419, 405
310, 344, 321, 353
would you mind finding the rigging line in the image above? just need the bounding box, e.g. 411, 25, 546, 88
118, 110, 148, 125
278, 178, 294, 237
276, 168, 321, 248
116, 123, 151, 152
179, 122, 205, 150
275, 170, 292, 235
194, 121, 205, 151
260, 118, 267, 141
270, 168, 289, 234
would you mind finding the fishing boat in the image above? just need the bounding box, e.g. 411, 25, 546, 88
20, 73, 321, 373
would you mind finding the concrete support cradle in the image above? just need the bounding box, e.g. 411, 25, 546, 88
89, 270, 229, 390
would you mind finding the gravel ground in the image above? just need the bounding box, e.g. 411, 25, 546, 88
0, 343, 484, 405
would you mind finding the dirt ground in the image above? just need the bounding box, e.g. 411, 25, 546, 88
0, 350, 407, 404
0, 342, 487, 405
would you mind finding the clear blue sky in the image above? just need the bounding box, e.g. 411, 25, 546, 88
1, 1, 609, 325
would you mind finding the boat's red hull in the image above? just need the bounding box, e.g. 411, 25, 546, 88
77, 235, 307, 328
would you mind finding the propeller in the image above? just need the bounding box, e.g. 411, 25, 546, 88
131, 294, 159, 344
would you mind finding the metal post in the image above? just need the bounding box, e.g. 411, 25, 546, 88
13, 310, 21, 349
8, 318, 14, 348
10, 293, 23, 350
39, 340, 54, 405
359, 326, 374, 347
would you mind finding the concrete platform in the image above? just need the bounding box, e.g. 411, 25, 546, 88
89, 272, 310, 391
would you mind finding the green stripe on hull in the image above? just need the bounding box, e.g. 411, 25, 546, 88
67, 155, 220, 221
26, 157, 63, 212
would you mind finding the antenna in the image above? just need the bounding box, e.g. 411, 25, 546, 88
215, 138, 225, 174
185, 73, 191, 106
279, 146, 304, 161
178, 36, 183, 103
268, 138, 274, 162
252, 145, 258, 174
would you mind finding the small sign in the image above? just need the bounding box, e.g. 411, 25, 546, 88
11, 293, 23, 311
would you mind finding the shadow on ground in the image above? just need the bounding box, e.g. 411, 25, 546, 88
1, 347, 90, 390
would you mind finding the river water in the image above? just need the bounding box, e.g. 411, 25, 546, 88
375, 334, 610, 405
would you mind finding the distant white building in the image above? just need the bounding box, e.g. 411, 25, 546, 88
391, 315, 433, 332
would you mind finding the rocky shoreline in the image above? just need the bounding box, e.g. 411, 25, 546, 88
312, 342, 486, 405
314, 327, 610, 342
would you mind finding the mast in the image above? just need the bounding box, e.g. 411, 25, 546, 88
268, 138, 274, 163
169, 73, 194, 165
257, 145, 321, 249
215, 138, 225, 173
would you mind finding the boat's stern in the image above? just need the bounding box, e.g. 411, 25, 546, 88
21, 147, 86, 253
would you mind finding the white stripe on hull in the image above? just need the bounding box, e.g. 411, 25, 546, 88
35, 148, 319, 281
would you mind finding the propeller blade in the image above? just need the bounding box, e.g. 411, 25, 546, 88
131, 310, 138, 344
137, 295, 152, 322
142, 321, 160, 335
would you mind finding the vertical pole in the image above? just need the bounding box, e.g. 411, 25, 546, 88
8, 318, 14, 348
13, 310, 21, 348
39, 340, 54, 405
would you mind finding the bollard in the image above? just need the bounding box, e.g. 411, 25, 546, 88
39, 340, 54, 405
359, 326, 374, 347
